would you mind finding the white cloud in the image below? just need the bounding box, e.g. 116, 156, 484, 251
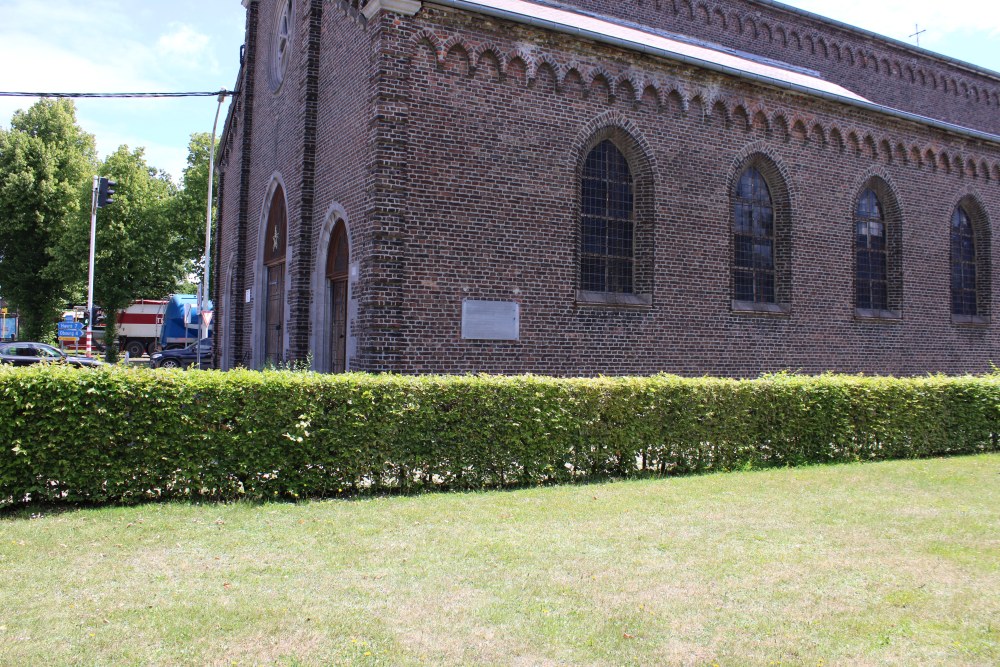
0, 32, 164, 129
157, 23, 215, 71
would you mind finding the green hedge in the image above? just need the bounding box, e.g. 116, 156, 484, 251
1, 366, 998, 506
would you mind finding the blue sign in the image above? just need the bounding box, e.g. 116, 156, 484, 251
0, 316, 15, 340
57, 321, 84, 338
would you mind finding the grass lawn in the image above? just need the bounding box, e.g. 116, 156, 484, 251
2, 454, 998, 666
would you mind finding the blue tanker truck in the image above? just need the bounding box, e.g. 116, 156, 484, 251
160, 294, 214, 350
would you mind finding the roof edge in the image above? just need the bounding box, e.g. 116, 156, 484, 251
752, 0, 1000, 84
427, 0, 1000, 148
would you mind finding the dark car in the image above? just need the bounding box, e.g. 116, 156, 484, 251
0, 342, 103, 367
150, 338, 212, 369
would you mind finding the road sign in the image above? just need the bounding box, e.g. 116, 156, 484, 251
57, 321, 84, 339
201, 310, 214, 328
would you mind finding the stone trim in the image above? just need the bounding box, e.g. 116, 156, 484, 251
732, 300, 791, 316
854, 308, 902, 322
577, 291, 652, 308
952, 314, 990, 326
362, 0, 420, 19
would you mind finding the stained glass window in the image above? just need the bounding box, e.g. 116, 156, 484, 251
733, 167, 775, 303
950, 206, 977, 316
581, 140, 634, 293
855, 189, 887, 311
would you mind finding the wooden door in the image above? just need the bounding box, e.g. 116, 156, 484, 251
326, 221, 349, 373
265, 263, 284, 364
330, 279, 347, 373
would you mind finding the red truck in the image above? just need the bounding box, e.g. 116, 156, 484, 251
61, 300, 168, 357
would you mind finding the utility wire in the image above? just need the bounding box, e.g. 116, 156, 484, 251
0, 90, 233, 98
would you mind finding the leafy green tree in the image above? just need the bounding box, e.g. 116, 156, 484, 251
77, 146, 177, 361
170, 132, 219, 284
0, 99, 96, 340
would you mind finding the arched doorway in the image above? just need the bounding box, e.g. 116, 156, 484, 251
263, 185, 287, 365
326, 220, 349, 373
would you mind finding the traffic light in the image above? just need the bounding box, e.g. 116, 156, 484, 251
97, 177, 117, 208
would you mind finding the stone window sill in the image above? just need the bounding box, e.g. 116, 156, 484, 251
855, 308, 902, 322
952, 314, 990, 326
731, 300, 791, 316
576, 290, 652, 309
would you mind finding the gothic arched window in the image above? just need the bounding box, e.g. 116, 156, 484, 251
855, 188, 887, 311
580, 140, 634, 294
733, 167, 775, 304
951, 205, 978, 317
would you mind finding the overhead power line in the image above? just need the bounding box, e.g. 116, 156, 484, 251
0, 90, 233, 98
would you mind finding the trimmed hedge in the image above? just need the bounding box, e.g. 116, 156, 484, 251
1, 365, 998, 506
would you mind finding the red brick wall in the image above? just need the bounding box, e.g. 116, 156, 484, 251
381, 5, 1000, 376
218, 0, 1000, 376
312, 3, 386, 370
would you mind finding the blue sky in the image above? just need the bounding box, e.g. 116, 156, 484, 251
0, 0, 246, 182
1, 0, 997, 182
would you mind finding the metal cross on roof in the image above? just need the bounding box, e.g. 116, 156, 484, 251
909, 24, 927, 47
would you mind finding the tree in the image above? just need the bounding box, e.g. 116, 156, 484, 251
75, 146, 177, 361
0, 99, 96, 340
47, 134, 219, 361
171, 132, 219, 286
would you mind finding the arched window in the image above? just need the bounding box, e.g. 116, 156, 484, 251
951, 206, 976, 316
852, 178, 903, 319
855, 189, 887, 311
580, 140, 634, 294
269, 0, 293, 91
263, 185, 287, 365
733, 167, 775, 304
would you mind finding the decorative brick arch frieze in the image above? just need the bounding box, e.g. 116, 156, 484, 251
407, 24, 999, 183
951, 189, 992, 321
650, 0, 1000, 114
728, 142, 794, 310
851, 166, 904, 317
573, 111, 657, 304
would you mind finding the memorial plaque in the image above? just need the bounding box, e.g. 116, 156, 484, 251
461, 300, 520, 340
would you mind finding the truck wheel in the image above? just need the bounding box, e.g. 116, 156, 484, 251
125, 340, 146, 358
147, 341, 161, 356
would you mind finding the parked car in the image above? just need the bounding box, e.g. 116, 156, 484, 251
0, 342, 103, 367
150, 338, 212, 369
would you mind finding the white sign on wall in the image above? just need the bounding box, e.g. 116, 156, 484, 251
461, 300, 520, 340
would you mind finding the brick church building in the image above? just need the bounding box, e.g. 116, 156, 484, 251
214, 0, 1000, 376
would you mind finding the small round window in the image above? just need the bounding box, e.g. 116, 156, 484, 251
269, 0, 292, 91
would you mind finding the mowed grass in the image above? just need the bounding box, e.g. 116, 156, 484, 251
1, 455, 998, 666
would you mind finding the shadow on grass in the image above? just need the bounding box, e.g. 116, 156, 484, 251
0, 453, 947, 521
